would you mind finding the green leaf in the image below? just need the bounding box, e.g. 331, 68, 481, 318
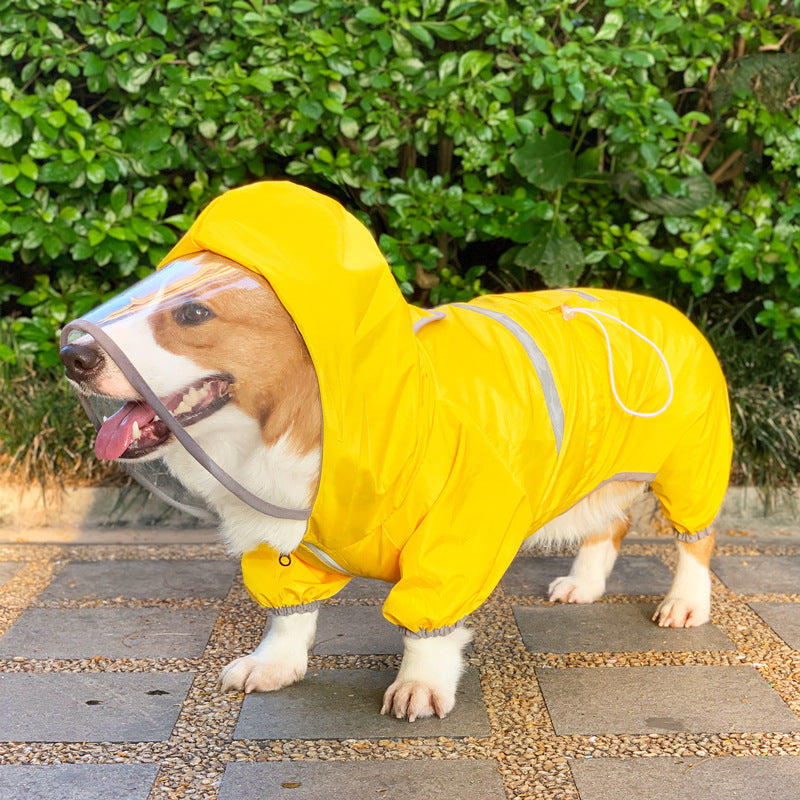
53, 79, 71, 104
0, 116, 22, 147
617, 173, 716, 216
288, 0, 317, 11
511, 130, 574, 192
356, 7, 388, 25
86, 162, 106, 184
390, 30, 413, 58
595, 9, 624, 41
514, 228, 585, 287
145, 8, 168, 34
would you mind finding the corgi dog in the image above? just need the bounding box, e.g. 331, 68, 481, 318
60, 183, 731, 723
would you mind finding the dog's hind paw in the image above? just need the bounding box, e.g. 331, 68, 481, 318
548, 575, 604, 604
220, 655, 305, 693
380, 679, 455, 722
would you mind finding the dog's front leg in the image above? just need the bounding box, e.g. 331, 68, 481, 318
220, 607, 318, 693
381, 626, 472, 722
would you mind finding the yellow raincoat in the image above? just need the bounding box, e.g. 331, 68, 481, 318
160, 181, 732, 634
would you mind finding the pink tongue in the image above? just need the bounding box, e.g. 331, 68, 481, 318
95, 401, 157, 460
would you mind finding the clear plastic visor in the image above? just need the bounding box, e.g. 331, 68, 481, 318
60, 256, 312, 523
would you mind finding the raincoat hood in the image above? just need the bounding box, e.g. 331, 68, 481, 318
152, 181, 732, 634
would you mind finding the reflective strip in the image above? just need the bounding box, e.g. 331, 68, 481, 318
412, 309, 446, 334
302, 541, 355, 576
562, 289, 600, 302
453, 303, 565, 456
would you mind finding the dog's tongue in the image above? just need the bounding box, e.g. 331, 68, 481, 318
95, 401, 157, 460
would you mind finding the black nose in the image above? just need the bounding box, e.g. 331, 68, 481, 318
60, 342, 105, 382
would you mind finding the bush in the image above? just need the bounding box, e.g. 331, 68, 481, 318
0, 0, 798, 489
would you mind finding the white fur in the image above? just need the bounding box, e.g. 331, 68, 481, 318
380, 627, 473, 722
161, 406, 320, 556
524, 481, 646, 551
653, 542, 712, 627
548, 535, 620, 604
220, 608, 318, 692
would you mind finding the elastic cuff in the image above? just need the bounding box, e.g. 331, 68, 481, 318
399, 620, 466, 639
270, 601, 321, 616
674, 525, 714, 542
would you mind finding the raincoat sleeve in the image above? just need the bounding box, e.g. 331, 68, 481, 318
381, 419, 533, 634
241, 544, 351, 611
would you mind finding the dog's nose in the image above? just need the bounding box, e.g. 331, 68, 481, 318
60, 342, 105, 381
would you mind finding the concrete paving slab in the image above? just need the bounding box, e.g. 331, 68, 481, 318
0, 672, 193, 742
218, 759, 505, 800
0, 764, 158, 800
711, 554, 800, 594
570, 755, 800, 800
313, 606, 402, 655
332, 576, 392, 600
502, 555, 674, 597
0, 607, 219, 659
749, 602, 800, 649
40, 559, 237, 599
536, 665, 800, 735
234, 668, 489, 740
0, 561, 23, 589
514, 603, 734, 654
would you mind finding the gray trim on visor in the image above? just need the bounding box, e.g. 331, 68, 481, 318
452, 303, 565, 456
60, 319, 312, 522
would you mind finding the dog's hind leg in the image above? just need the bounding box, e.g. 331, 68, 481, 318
653, 529, 714, 627
548, 515, 629, 604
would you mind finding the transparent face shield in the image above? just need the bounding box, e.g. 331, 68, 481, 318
60, 256, 313, 524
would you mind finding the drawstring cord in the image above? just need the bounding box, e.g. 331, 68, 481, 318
561, 304, 674, 418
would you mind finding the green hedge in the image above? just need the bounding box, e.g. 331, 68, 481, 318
1, 0, 799, 492
2, 0, 800, 369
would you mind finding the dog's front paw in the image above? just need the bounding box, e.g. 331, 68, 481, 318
653, 595, 710, 628
380, 679, 455, 722
548, 575, 604, 604
220, 655, 306, 693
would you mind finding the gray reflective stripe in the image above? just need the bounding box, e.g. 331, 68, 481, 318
61, 320, 312, 522
412, 309, 446, 334
675, 526, 715, 542
400, 621, 465, 638
302, 541, 355, 576
562, 289, 600, 301
453, 303, 565, 456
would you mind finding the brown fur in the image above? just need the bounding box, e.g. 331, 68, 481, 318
148, 253, 322, 458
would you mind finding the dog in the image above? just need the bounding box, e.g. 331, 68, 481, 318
60, 181, 732, 722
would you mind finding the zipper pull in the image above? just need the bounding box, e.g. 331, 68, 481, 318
278, 553, 292, 567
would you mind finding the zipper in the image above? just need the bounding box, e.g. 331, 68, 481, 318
301, 541, 355, 576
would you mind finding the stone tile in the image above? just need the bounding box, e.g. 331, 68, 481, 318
219, 759, 505, 800
0, 764, 158, 800
502, 555, 673, 597
0, 672, 193, 742
234, 668, 489, 740
570, 755, 800, 800
711, 555, 800, 594
750, 602, 800, 649
536, 665, 800, 735
41, 559, 237, 599
313, 606, 402, 655
514, 603, 734, 654
332, 576, 392, 600
0, 562, 24, 589
0, 607, 218, 659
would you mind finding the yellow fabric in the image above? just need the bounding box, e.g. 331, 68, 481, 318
160, 181, 733, 632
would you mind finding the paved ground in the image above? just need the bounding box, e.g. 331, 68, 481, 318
2, 527, 800, 799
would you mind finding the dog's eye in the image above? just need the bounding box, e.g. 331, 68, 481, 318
173, 302, 215, 326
